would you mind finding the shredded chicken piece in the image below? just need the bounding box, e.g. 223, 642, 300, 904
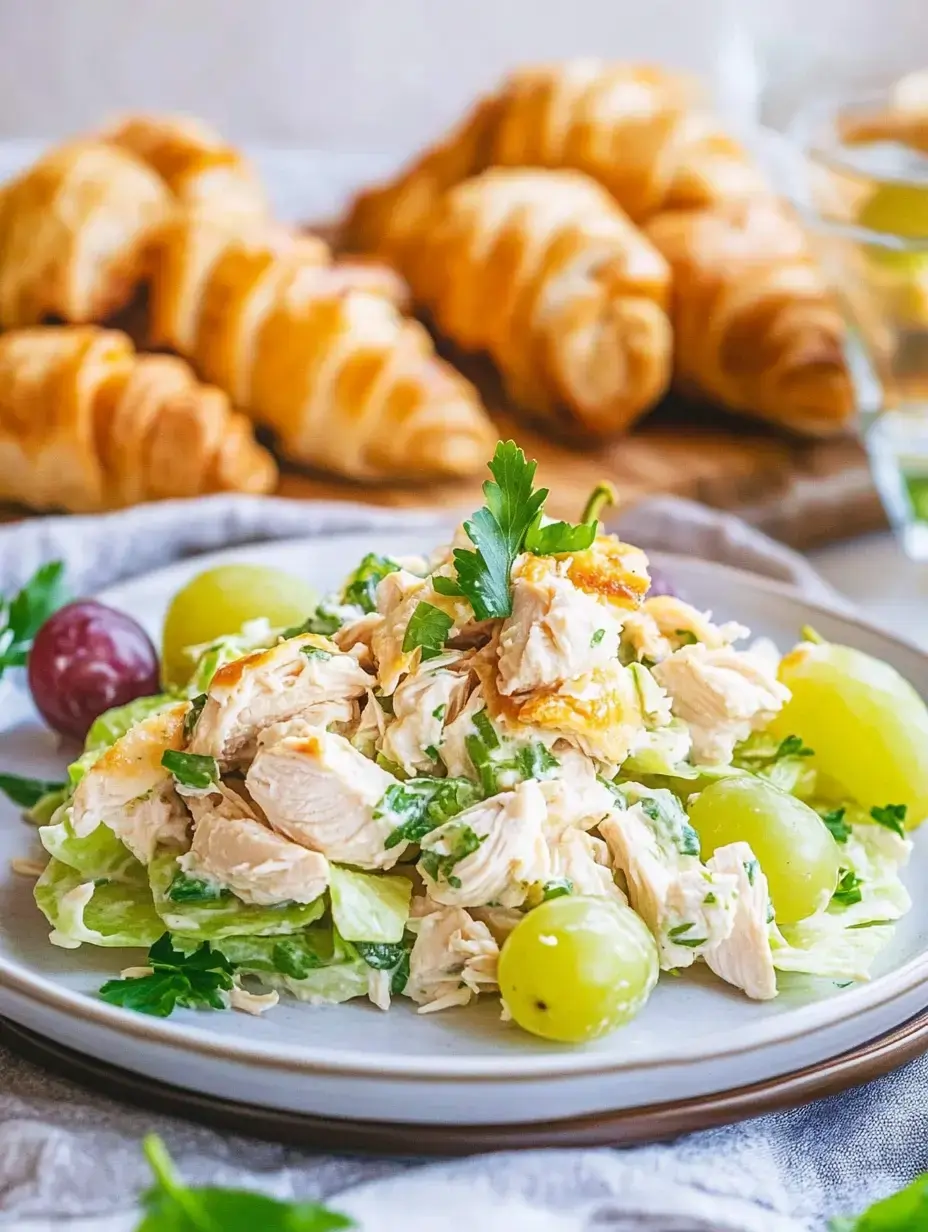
538, 743, 615, 834
246, 727, 407, 868
181, 785, 329, 906
189, 634, 369, 765
380, 657, 473, 776
652, 644, 790, 764
367, 968, 393, 1012
547, 828, 627, 902
704, 842, 778, 1001
371, 569, 473, 694
406, 898, 500, 1013
230, 983, 281, 1016
419, 779, 550, 908
70, 702, 190, 862
333, 611, 384, 671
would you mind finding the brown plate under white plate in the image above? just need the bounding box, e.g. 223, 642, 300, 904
2, 1008, 927, 1155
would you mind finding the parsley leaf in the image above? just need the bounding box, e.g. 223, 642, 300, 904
420, 824, 484, 889
0, 771, 66, 809
184, 694, 207, 742
871, 803, 907, 838
832, 870, 863, 908
452, 441, 548, 620
301, 645, 333, 661
341, 554, 399, 613
432, 575, 465, 598
515, 743, 560, 780
354, 936, 415, 994
167, 872, 227, 904
379, 777, 482, 849
523, 515, 596, 556
775, 734, 815, 759
99, 936, 235, 1018
402, 601, 453, 661
282, 605, 344, 638
0, 561, 68, 676
161, 751, 220, 791
139, 1134, 353, 1231
821, 806, 851, 844
590, 628, 606, 647
828, 1170, 928, 1230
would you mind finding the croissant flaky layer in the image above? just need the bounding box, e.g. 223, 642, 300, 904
344, 59, 767, 258
0, 141, 172, 329
645, 199, 854, 436
150, 214, 495, 479
98, 113, 269, 217
402, 168, 673, 434
0, 326, 277, 512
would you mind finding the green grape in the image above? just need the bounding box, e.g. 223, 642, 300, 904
858, 182, 928, 276
498, 896, 658, 1044
687, 777, 840, 924
772, 638, 928, 824
162, 566, 317, 688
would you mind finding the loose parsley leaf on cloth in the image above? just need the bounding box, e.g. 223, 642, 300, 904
341, 553, 399, 613
832, 869, 864, 908
162, 751, 220, 792
100, 935, 235, 1018
0, 561, 67, 676
402, 601, 453, 661
871, 803, 907, 838
821, 806, 851, 844
828, 1169, 928, 1230
0, 772, 66, 809
139, 1134, 354, 1231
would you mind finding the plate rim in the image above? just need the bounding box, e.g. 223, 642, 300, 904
1, 536, 926, 1083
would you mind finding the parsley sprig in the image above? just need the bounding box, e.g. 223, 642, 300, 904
828, 1169, 928, 1230
0, 771, 66, 809
832, 869, 863, 908
100, 935, 235, 1017
341, 553, 399, 613
402, 601, 453, 660
140, 1134, 353, 1230
379, 777, 482, 849
0, 561, 67, 679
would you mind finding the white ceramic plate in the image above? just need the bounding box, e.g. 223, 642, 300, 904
1, 532, 927, 1127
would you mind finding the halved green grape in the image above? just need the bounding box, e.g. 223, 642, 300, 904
772, 638, 928, 824
162, 565, 317, 688
687, 776, 840, 924
498, 896, 658, 1044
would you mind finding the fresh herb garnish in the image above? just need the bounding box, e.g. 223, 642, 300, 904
184, 694, 207, 741
821, 806, 851, 844
832, 870, 863, 908
272, 938, 325, 980
379, 777, 482, 849
523, 516, 596, 556
0, 561, 67, 679
167, 872, 227, 904
282, 605, 343, 638
472, 709, 500, 749
342, 553, 399, 613
828, 1169, 928, 1230
639, 794, 701, 857
590, 628, 606, 647
139, 1133, 353, 1230
871, 803, 907, 838
431, 575, 465, 598
515, 743, 560, 780
704, 892, 717, 905
775, 734, 815, 759
424, 744, 440, 762
667, 922, 707, 947
161, 751, 220, 792
99, 935, 235, 1017
402, 601, 453, 661
0, 771, 66, 809
431, 703, 446, 721
542, 878, 573, 901
420, 824, 483, 889
301, 645, 334, 661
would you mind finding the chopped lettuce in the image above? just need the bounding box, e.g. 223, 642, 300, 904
212, 926, 370, 1006
39, 810, 145, 885
85, 695, 175, 752
328, 865, 412, 943
26, 786, 71, 826
35, 859, 163, 949
148, 853, 325, 940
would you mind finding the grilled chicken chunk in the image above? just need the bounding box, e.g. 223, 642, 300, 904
181, 785, 329, 906
538, 743, 615, 833
704, 842, 778, 1000
405, 896, 500, 1013
380, 655, 473, 776
498, 554, 624, 696
189, 634, 369, 764
599, 790, 738, 969
622, 596, 749, 666
246, 727, 406, 868
419, 779, 550, 908
547, 828, 626, 902
652, 644, 790, 765
70, 702, 189, 863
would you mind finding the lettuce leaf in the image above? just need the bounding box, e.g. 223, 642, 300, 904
39, 809, 145, 885
148, 852, 325, 941
328, 865, 412, 943
184, 619, 276, 694
84, 694, 175, 752
211, 926, 371, 1006
35, 859, 163, 950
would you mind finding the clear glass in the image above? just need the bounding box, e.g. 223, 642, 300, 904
791, 87, 928, 559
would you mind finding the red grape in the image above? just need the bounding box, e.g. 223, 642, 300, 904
28, 601, 160, 741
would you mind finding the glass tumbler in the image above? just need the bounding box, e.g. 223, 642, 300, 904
791, 86, 928, 559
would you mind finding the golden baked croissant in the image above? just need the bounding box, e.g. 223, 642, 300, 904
99, 113, 268, 217
344, 60, 766, 258
149, 214, 495, 478
0, 141, 171, 328
400, 168, 673, 434
645, 198, 854, 435
0, 326, 277, 512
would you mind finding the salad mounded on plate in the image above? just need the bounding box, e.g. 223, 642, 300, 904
17, 442, 928, 1043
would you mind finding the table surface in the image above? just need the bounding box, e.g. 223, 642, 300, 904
812, 533, 928, 648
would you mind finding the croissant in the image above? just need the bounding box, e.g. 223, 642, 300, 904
400, 168, 672, 434
644, 198, 854, 435
344, 60, 766, 258
149, 214, 495, 479
98, 113, 268, 217
0, 141, 171, 328
0, 326, 277, 512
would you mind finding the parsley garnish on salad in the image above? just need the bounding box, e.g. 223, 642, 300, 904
341, 553, 399, 613
420, 823, 484, 889
161, 751, 220, 792
402, 601, 453, 660
832, 869, 864, 908
821, 806, 851, 844
100, 936, 235, 1018
871, 803, 907, 838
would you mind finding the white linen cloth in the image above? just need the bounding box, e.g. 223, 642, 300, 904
0, 494, 916, 1232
